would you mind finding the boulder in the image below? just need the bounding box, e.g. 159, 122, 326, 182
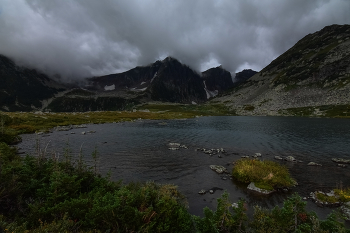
247, 182, 275, 195
274, 156, 283, 160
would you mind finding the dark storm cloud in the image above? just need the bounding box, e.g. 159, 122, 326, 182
0, 0, 349, 81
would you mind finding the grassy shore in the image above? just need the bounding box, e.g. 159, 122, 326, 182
0, 103, 234, 135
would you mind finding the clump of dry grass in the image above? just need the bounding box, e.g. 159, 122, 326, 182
232, 159, 296, 190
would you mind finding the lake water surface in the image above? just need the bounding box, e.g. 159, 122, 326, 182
18, 116, 350, 219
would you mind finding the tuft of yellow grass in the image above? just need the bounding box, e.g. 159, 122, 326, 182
232, 159, 296, 190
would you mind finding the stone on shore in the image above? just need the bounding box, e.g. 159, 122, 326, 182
341, 202, 350, 221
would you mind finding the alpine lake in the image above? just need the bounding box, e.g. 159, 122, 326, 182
18, 116, 350, 220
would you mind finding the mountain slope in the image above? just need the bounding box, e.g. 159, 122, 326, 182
0, 54, 65, 111
212, 24, 350, 117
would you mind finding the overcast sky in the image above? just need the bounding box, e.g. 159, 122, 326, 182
0, 0, 349, 82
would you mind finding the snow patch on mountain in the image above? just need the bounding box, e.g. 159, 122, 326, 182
104, 84, 115, 91
203, 81, 218, 99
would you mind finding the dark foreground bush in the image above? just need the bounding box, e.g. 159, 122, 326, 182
0, 142, 193, 232
0, 142, 349, 232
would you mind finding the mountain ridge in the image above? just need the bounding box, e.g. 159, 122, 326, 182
212, 24, 350, 117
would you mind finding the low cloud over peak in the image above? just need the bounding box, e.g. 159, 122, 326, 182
0, 0, 349, 82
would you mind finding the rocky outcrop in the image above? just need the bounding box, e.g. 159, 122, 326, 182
211, 24, 350, 117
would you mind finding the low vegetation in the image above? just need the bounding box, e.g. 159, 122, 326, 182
232, 159, 296, 191
317, 188, 350, 204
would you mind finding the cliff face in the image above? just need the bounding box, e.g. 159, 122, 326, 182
0, 55, 64, 111
148, 57, 207, 103
212, 24, 350, 117
202, 66, 234, 99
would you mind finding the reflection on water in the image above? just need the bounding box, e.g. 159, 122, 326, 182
18, 116, 350, 218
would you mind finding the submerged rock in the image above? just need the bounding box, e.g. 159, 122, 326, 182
168, 147, 179, 150
338, 164, 347, 168
247, 182, 275, 195
169, 142, 181, 147
274, 156, 283, 160
307, 162, 322, 166
241, 155, 249, 158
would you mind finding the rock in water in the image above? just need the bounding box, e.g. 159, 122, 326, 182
247, 182, 275, 195
209, 165, 227, 174
285, 156, 297, 162
198, 189, 206, 194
